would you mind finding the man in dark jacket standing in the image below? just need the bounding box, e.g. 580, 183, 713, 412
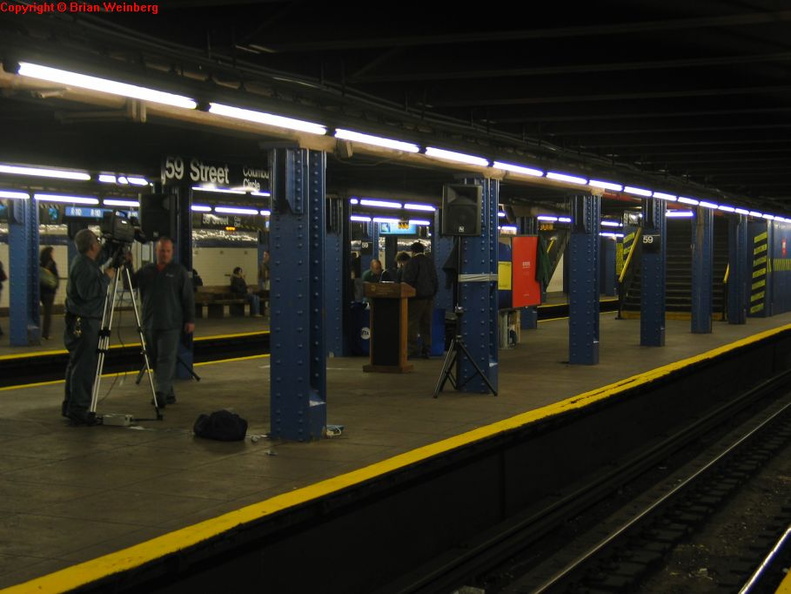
402, 241, 438, 358
63, 229, 116, 425
129, 237, 194, 408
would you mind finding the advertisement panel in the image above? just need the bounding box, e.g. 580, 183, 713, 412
511, 235, 541, 307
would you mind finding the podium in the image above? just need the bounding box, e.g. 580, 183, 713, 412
363, 282, 415, 373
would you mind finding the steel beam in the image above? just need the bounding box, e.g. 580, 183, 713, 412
268, 147, 327, 441
691, 206, 713, 333
8, 198, 40, 346
569, 194, 600, 364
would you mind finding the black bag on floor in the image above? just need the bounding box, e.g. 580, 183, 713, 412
193, 410, 248, 441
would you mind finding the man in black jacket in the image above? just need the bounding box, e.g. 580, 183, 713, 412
402, 241, 438, 358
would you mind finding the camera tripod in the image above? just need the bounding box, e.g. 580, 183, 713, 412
90, 259, 162, 421
433, 306, 498, 398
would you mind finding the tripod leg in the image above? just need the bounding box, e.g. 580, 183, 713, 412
433, 338, 459, 398
455, 339, 498, 396
178, 356, 201, 381
90, 268, 123, 414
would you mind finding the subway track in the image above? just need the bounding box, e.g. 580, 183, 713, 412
394, 371, 791, 594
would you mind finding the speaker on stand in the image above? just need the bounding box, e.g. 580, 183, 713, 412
139, 193, 177, 241
441, 184, 482, 237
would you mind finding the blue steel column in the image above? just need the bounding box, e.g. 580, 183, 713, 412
517, 215, 539, 330
691, 206, 713, 333
568, 193, 600, 364
325, 197, 344, 357
599, 237, 617, 297
269, 147, 327, 441
457, 177, 498, 392
8, 197, 40, 346
728, 215, 748, 324
640, 198, 666, 346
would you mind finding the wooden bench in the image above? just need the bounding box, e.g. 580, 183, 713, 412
194, 285, 268, 318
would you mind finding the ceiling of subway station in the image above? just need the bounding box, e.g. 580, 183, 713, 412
0, 0, 789, 217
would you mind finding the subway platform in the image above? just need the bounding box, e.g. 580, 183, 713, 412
1, 308, 790, 591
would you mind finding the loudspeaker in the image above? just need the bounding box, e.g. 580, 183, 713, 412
139, 193, 176, 241
441, 184, 482, 237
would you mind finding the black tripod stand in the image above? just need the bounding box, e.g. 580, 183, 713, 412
433, 236, 497, 398
90, 257, 161, 420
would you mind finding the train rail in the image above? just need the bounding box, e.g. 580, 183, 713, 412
386, 370, 791, 593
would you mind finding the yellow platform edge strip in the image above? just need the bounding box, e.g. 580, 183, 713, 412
4, 323, 791, 593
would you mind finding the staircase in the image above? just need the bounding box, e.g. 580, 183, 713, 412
619, 217, 729, 319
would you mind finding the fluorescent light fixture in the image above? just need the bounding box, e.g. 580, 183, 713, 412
260, 210, 271, 216
103, 199, 138, 207
34, 193, 99, 205
589, 179, 623, 192
735, 208, 750, 215
537, 215, 558, 222
215, 206, 259, 215
403, 203, 436, 212
653, 192, 677, 201
0, 163, 90, 181
191, 204, 212, 212
410, 219, 432, 226
749, 211, 763, 218
666, 210, 693, 218
209, 103, 326, 135
677, 196, 699, 206
601, 220, 622, 228
424, 147, 489, 167
372, 217, 401, 224
558, 217, 572, 223
762, 213, 775, 220
359, 199, 402, 209
623, 186, 652, 197
499, 225, 518, 233
699, 201, 718, 209
349, 198, 359, 205
498, 211, 506, 218
18, 62, 198, 109
717, 205, 736, 213
250, 191, 270, 197
0, 190, 29, 200
192, 186, 246, 195
350, 215, 371, 222
600, 232, 624, 239
335, 129, 419, 153
492, 161, 543, 177
99, 174, 149, 186
546, 171, 588, 185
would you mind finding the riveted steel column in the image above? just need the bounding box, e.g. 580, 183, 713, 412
269, 147, 327, 441
8, 197, 40, 346
691, 206, 713, 333
640, 198, 666, 346
569, 193, 600, 364
456, 177, 498, 392
325, 197, 344, 357
728, 215, 748, 324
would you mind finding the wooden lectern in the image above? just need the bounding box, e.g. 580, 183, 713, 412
362, 282, 415, 373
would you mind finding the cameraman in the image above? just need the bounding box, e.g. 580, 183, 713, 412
127, 237, 195, 408
62, 229, 116, 426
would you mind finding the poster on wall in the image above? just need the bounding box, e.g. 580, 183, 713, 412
511, 235, 542, 308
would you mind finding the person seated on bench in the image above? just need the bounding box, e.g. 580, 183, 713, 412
230, 267, 262, 317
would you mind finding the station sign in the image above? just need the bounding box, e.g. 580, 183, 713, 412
162, 155, 269, 192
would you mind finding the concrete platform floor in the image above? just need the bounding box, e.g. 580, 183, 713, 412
1, 310, 790, 590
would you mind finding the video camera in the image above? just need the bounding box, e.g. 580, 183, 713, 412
100, 210, 147, 267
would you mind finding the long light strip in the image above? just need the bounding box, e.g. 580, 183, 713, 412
589, 179, 623, 192
103, 199, 138, 207
0, 190, 30, 200
623, 186, 652, 197
359, 198, 402, 209
546, 171, 588, 185
18, 62, 197, 109
677, 196, 699, 206
191, 204, 212, 212
34, 193, 99, 205
335, 129, 419, 153
653, 192, 677, 201
215, 206, 259, 215
492, 161, 544, 177
403, 203, 436, 212
424, 147, 489, 167
209, 103, 326, 135
0, 163, 90, 181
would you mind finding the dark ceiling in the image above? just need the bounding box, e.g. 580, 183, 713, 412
0, 0, 789, 215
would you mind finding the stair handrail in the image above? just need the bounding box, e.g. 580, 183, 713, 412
617, 227, 643, 319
